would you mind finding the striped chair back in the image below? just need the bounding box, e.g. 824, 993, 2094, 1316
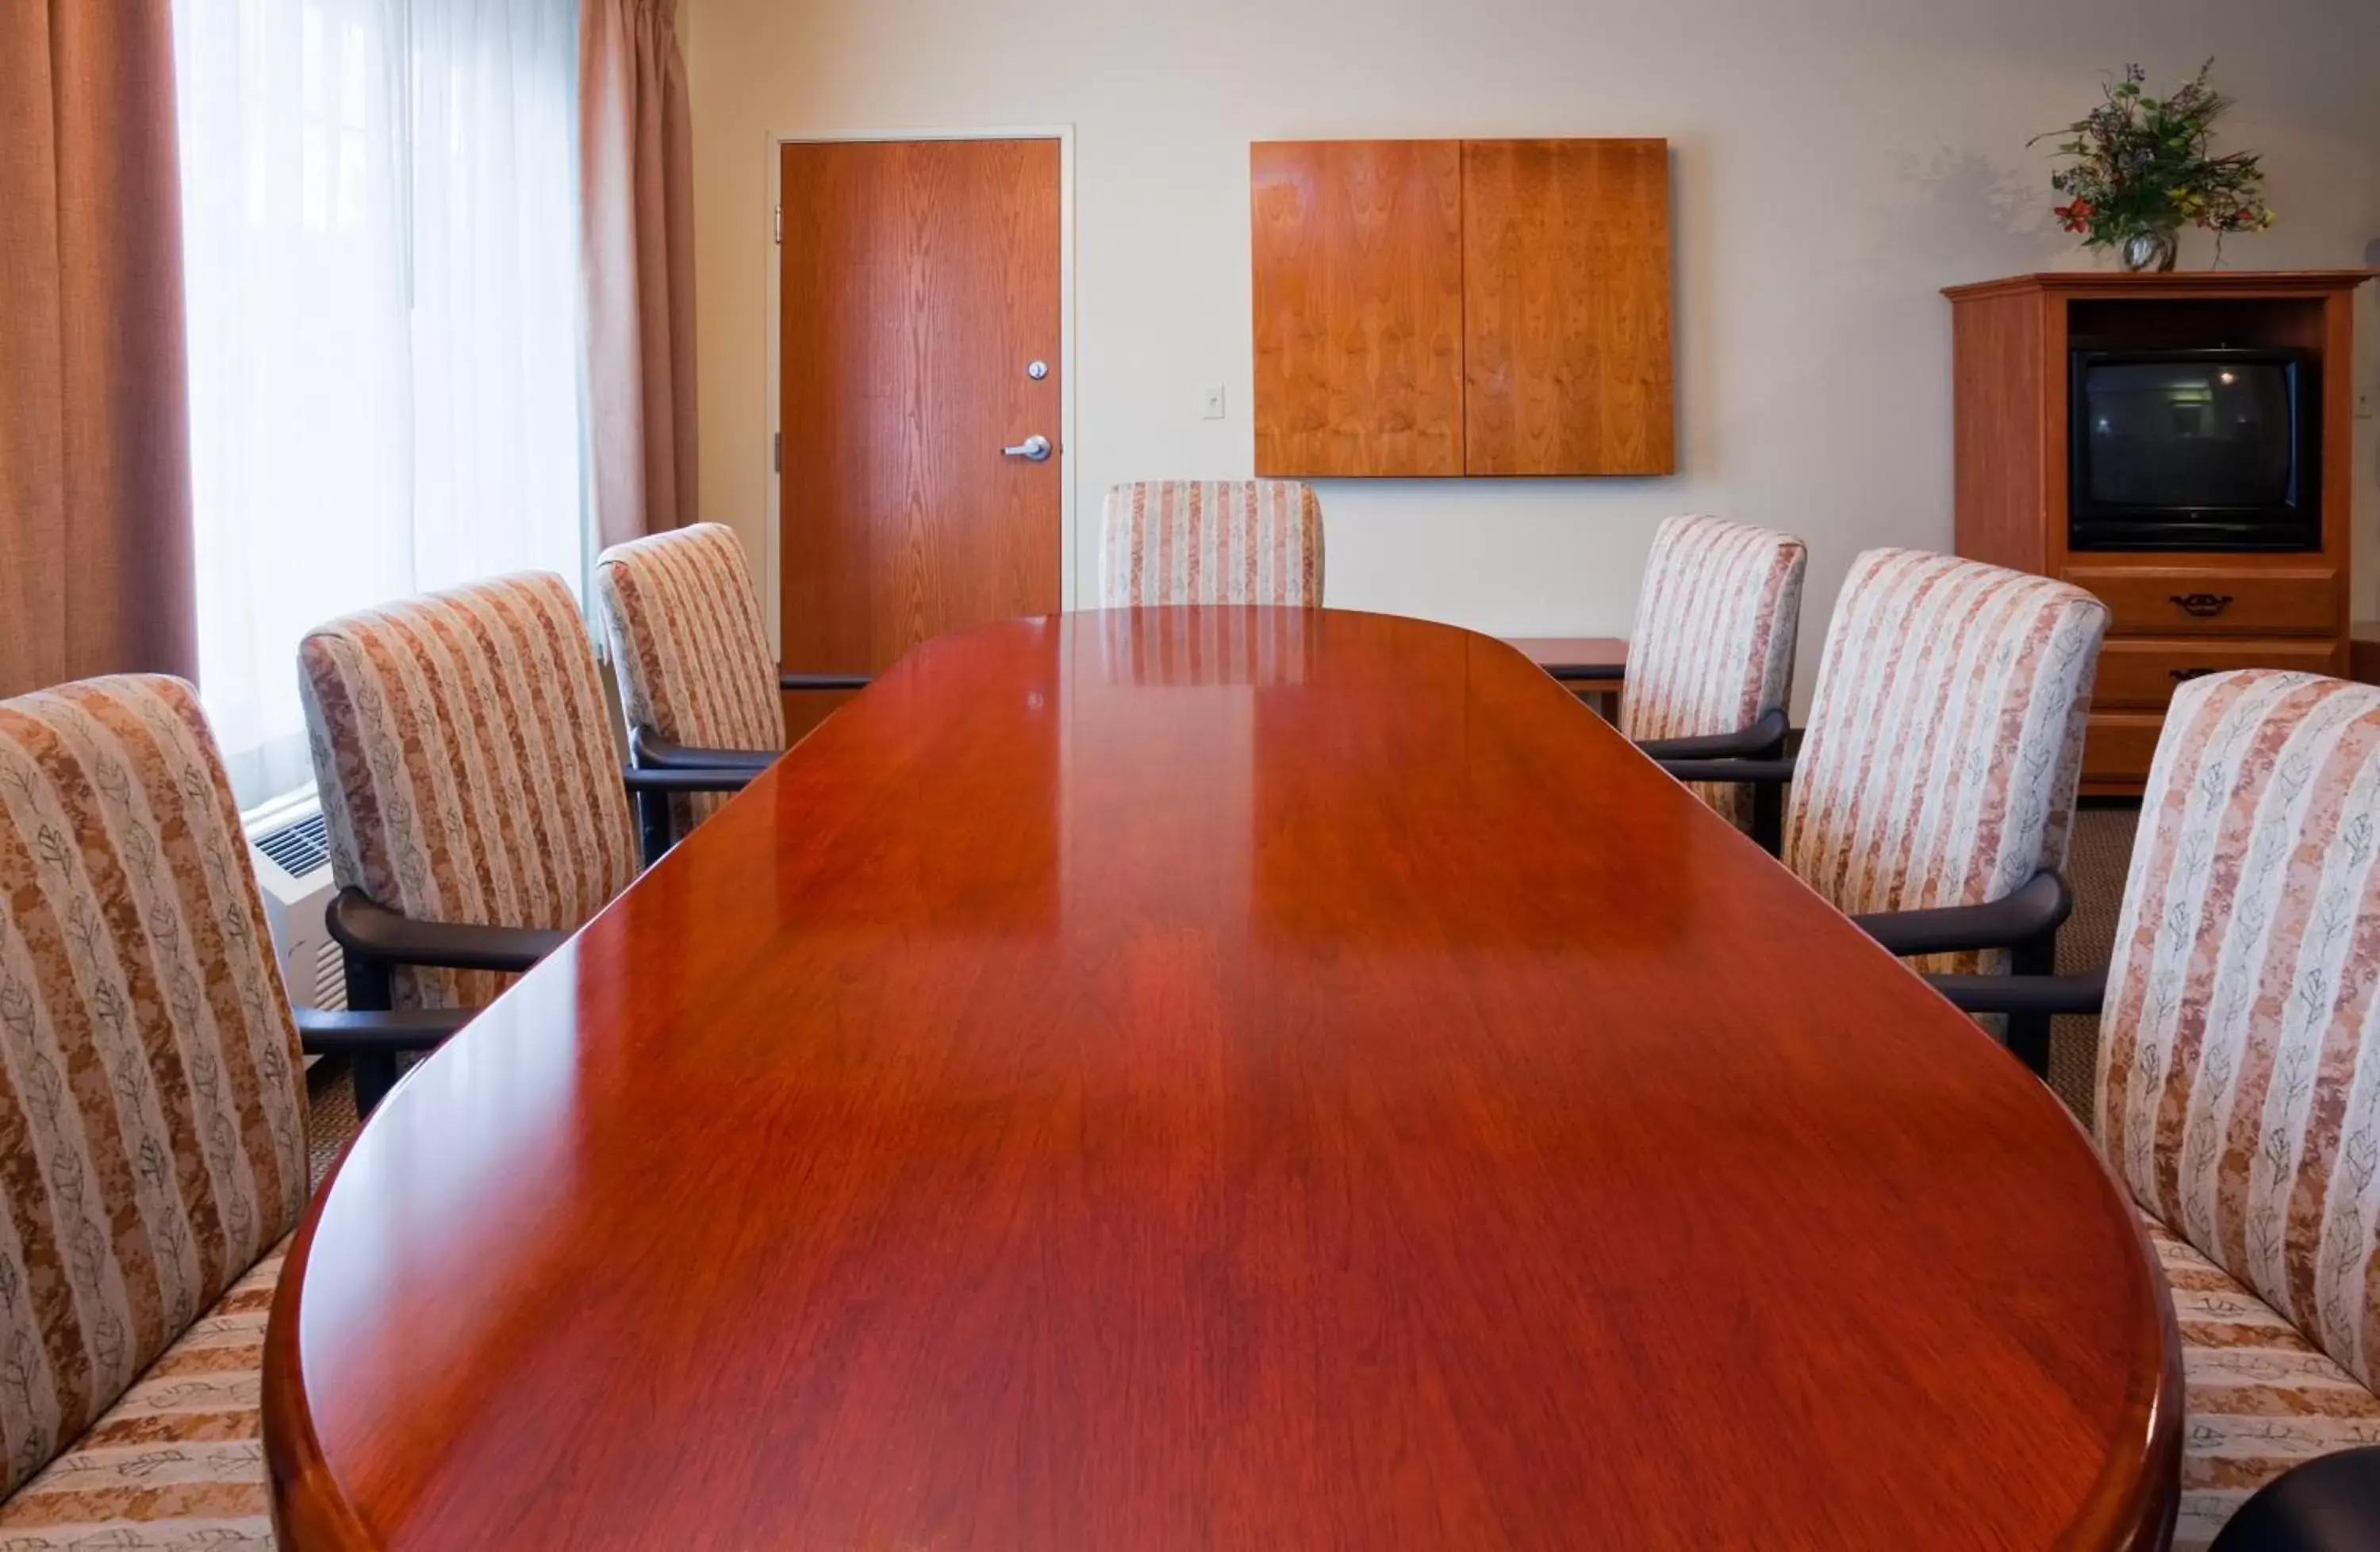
300, 572, 639, 1010
596, 523, 785, 836
1783, 549, 2107, 974
1099, 480, 1323, 608
1618, 514, 1806, 828
0, 676, 306, 1495
2098, 670, 2380, 1387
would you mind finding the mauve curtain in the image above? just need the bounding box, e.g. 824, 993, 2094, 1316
0, 0, 196, 697
582, 0, 698, 547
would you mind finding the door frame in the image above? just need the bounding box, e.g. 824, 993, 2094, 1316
764, 125, 1080, 657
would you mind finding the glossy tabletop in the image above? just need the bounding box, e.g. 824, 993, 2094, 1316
267, 607, 2178, 1550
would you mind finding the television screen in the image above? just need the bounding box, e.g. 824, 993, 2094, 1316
2079, 359, 2295, 509
2068, 348, 2316, 552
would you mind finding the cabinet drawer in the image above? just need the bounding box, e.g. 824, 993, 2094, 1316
2082, 711, 2167, 787
2093, 638, 2346, 709
2063, 567, 2340, 636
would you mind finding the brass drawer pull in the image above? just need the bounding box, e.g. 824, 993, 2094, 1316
2170, 593, 2235, 618
2170, 667, 2221, 683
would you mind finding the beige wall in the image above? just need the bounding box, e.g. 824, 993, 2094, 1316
686, 0, 2380, 690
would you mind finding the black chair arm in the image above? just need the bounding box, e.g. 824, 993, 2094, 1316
1922, 966, 2108, 1019
628, 727, 775, 776
1852, 870, 2072, 958
781, 670, 872, 692
293, 1005, 473, 1056
1635, 708, 1790, 762
621, 765, 760, 795
328, 888, 568, 975
1656, 754, 1797, 786
2210, 1444, 2380, 1552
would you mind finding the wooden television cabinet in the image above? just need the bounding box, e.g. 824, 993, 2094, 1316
1944, 269, 2368, 795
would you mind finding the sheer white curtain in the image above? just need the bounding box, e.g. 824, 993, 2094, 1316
174, 0, 584, 804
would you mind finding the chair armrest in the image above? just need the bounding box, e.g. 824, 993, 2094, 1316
1853, 870, 2071, 958
1635, 709, 1790, 762
621, 765, 760, 795
781, 670, 872, 692
2209, 1444, 2380, 1552
1656, 755, 1797, 786
628, 727, 776, 775
1922, 967, 2108, 1019
293, 1005, 473, 1056
328, 888, 568, 975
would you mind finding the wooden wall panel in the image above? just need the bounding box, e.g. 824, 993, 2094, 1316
1461, 139, 1673, 475
1251, 141, 1465, 478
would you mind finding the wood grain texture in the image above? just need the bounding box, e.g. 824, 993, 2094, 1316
777, 138, 1061, 686
1941, 269, 2374, 302
2062, 566, 2341, 637
1948, 286, 2053, 575
2067, 296, 2332, 355
2093, 637, 2344, 708
1462, 139, 1673, 475
2082, 709, 2170, 789
2318, 288, 2357, 630
264, 609, 2178, 1551
1250, 141, 1464, 477
1503, 634, 1628, 679
1948, 269, 2367, 794
780, 684, 859, 743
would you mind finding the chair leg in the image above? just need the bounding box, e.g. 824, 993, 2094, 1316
636, 786, 673, 869
1750, 780, 1784, 858
350, 1053, 400, 1116
2006, 927, 2058, 1078
340, 949, 400, 1118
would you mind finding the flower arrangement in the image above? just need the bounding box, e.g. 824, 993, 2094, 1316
2036, 60, 2274, 271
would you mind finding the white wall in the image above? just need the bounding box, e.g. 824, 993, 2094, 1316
685, 0, 2380, 698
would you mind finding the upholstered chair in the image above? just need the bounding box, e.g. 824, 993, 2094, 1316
301, 572, 731, 1101
1098, 480, 1324, 608
595, 522, 867, 855
0, 674, 455, 1539
1661, 549, 2109, 1071
1617, 514, 1806, 830
1933, 670, 2380, 1552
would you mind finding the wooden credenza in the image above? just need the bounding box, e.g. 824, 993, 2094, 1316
1944, 270, 2367, 796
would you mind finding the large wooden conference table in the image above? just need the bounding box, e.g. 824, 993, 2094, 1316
265, 606, 2180, 1550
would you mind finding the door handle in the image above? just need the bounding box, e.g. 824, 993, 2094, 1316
1002, 435, 1053, 463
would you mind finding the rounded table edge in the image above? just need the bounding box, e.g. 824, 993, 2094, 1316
265, 1143, 383, 1552
259, 608, 2186, 1550
2058, 1177, 2187, 1551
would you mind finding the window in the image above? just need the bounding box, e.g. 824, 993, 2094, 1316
173, 0, 584, 804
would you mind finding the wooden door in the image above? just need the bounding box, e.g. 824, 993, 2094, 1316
779, 138, 1062, 736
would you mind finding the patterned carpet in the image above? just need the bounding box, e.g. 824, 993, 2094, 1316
305, 1058, 361, 1188
2048, 800, 2141, 1120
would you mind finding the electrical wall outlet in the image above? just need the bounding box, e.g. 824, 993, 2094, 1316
1201, 385, 1226, 420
